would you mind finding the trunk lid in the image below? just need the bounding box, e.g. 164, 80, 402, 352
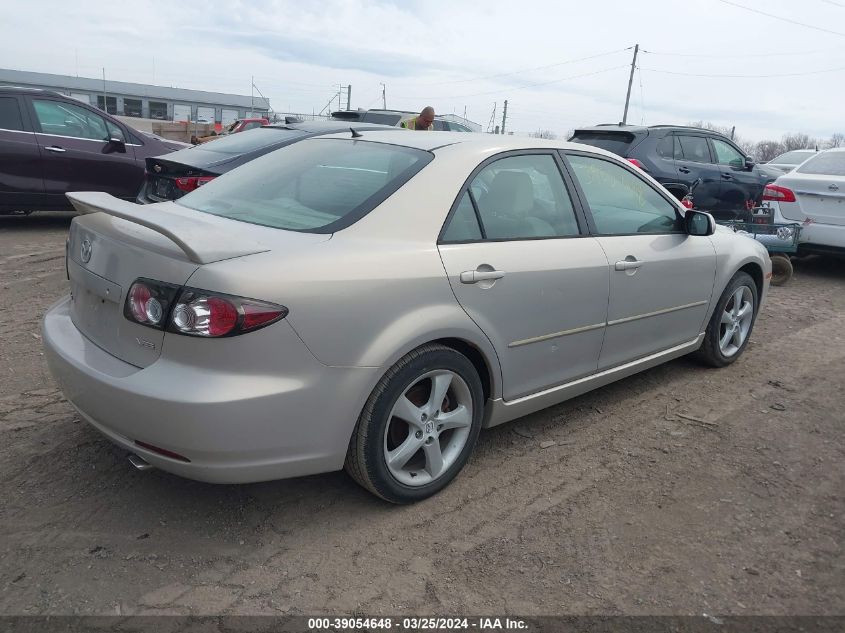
65, 192, 326, 368
775, 172, 845, 226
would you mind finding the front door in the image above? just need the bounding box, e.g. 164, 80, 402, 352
27, 97, 142, 205
710, 137, 761, 219
565, 153, 717, 370
674, 134, 723, 211
438, 152, 610, 401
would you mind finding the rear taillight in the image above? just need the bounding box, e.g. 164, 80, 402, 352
762, 184, 796, 203
173, 176, 215, 193
124, 279, 288, 337
124, 280, 180, 329
626, 158, 646, 171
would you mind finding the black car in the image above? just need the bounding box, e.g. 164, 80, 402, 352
331, 109, 474, 132
137, 120, 397, 203
569, 124, 775, 220
0, 86, 185, 214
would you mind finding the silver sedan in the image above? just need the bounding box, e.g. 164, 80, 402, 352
43, 132, 771, 503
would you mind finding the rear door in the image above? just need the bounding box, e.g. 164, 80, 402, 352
26, 96, 143, 204
674, 134, 723, 211
438, 152, 609, 401
564, 151, 716, 370
0, 94, 45, 211
710, 137, 761, 215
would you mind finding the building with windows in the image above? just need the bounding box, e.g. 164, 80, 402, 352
0, 68, 270, 125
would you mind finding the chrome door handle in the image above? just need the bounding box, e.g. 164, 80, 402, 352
460, 269, 506, 284
615, 260, 644, 271
44, 146, 66, 153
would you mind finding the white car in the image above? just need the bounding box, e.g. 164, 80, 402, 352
763, 148, 845, 255
765, 149, 817, 174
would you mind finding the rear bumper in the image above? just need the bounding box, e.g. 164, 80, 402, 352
767, 201, 845, 251
42, 296, 379, 483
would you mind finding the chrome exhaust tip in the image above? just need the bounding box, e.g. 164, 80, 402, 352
128, 453, 154, 471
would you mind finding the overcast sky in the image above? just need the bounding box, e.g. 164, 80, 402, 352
1, 0, 843, 142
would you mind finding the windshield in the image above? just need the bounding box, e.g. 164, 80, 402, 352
797, 152, 845, 176
195, 127, 305, 154
772, 150, 814, 165
177, 138, 432, 232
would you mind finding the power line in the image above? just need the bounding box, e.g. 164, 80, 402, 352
641, 64, 845, 78
403, 46, 633, 87
399, 64, 629, 100
820, 0, 845, 8
715, 0, 845, 37
641, 47, 843, 58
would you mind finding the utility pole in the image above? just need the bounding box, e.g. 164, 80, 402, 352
346, 85, 352, 110
487, 102, 497, 134
622, 44, 639, 125
251, 75, 254, 117
730, 125, 736, 140
102, 68, 107, 113
380, 83, 386, 109
501, 100, 508, 135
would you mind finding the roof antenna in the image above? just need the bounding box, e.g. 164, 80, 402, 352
350, 127, 363, 138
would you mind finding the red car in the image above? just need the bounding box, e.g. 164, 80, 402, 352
193, 118, 270, 144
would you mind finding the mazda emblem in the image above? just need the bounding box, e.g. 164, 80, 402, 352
80, 239, 92, 263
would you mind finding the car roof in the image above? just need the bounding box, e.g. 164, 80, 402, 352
312, 130, 616, 155
269, 121, 397, 133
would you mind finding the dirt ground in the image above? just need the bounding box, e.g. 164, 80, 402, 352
0, 212, 843, 617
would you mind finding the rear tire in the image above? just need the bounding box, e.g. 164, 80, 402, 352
695, 271, 758, 368
345, 344, 484, 504
769, 254, 793, 286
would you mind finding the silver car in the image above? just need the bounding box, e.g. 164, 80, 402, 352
43, 132, 771, 503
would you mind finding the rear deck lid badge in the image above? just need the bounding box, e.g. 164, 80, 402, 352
135, 337, 156, 350
80, 239, 92, 263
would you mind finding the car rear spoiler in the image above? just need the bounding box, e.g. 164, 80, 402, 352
66, 192, 270, 265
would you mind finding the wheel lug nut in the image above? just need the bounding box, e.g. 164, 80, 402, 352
415, 430, 423, 439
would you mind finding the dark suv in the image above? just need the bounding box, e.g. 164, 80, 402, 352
0, 86, 184, 214
570, 124, 774, 220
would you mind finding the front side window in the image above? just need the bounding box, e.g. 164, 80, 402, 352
178, 138, 432, 232
567, 154, 681, 235
32, 99, 108, 140
797, 152, 845, 176
469, 154, 580, 240
676, 135, 712, 163
711, 139, 745, 168
0, 97, 24, 131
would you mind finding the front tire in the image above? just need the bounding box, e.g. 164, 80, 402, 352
695, 271, 758, 367
345, 344, 484, 504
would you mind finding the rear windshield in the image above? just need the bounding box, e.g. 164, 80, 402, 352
797, 152, 845, 176
361, 112, 403, 126
177, 138, 432, 232
196, 127, 305, 154
772, 150, 814, 165
569, 131, 638, 156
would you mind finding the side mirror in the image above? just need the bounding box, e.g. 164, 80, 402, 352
685, 209, 715, 236
744, 156, 755, 170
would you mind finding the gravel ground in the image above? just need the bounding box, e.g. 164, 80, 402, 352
0, 212, 843, 617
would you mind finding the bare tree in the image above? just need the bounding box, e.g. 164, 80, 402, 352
530, 130, 558, 140
689, 120, 754, 154
782, 132, 817, 152
825, 132, 845, 149
754, 140, 786, 162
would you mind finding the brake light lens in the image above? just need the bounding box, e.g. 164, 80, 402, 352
762, 184, 796, 203
124, 280, 287, 336
124, 280, 180, 329
626, 158, 646, 171
173, 176, 216, 193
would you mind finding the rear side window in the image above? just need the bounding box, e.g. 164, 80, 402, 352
656, 135, 675, 159
196, 127, 305, 154
797, 152, 845, 176
0, 97, 24, 131
567, 155, 681, 235
442, 192, 482, 242
178, 138, 432, 232
569, 131, 637, 156
676, 136, 712, 163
